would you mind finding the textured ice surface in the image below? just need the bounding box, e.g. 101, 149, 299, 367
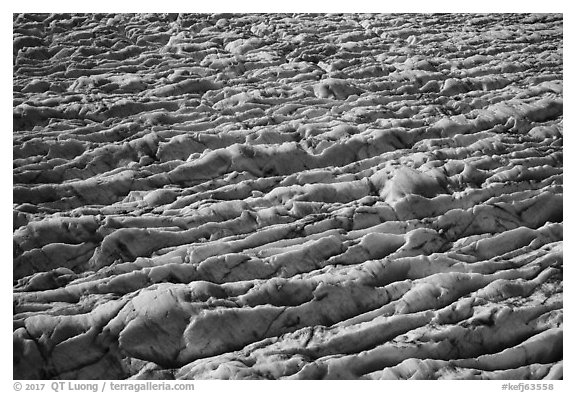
13, 13, 562, 380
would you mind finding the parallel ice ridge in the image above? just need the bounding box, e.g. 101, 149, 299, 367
13, 13, 562, 380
